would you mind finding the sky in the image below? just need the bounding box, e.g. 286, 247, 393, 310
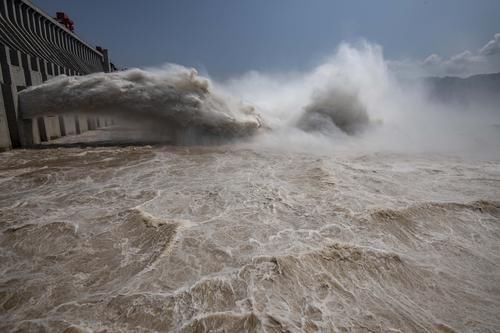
32, 0, 500, 78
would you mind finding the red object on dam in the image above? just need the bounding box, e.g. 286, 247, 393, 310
55, 12, 74, 32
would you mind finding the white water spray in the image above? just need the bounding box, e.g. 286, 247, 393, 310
19, 41, 500, 156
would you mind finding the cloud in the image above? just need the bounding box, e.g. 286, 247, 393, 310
390, 33, 500, 78
440, 50, 486, 75
423, 51, 484, 75
423, 54, 442, 66
479, 33, 500, 56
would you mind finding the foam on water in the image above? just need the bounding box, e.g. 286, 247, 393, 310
0, 147, 499, 332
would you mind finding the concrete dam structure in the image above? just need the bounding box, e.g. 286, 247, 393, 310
0, 0, 114, 150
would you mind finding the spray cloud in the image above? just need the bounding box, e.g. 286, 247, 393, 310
19, 41, 500, 156
19, 64, 262, 143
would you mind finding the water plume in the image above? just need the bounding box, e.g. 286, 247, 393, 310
18, 41, 500, 156
19, 65, 263, 143
297, 86, 370, 135
222, 41, 500, 157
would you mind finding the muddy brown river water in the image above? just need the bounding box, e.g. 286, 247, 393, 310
0, 144, 499, 332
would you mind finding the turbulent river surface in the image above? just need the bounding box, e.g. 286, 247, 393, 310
0, 141, 499, 333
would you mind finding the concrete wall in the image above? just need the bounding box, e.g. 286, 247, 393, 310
31, 116, 39, 144
80, 115, 89, 132
63, 115, 76, 135
44, 115, 60, 139
0, 90, 11, 149
0, 0, 114, 150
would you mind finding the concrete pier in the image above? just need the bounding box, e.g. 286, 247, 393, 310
0, 0, 114, 150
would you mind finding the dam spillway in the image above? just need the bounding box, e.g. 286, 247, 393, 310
0, 0, 114, 150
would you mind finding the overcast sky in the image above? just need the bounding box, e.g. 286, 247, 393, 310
33, 0, 500, 78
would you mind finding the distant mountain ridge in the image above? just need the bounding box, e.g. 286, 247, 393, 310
424, 72, 500, 109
